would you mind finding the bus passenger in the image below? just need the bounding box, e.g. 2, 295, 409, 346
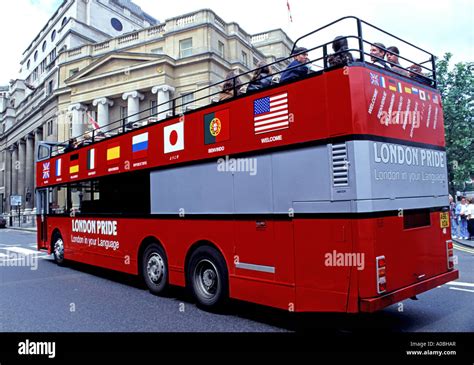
219, 71, 243, 101
386, 46, 409, 76
247, 61, 274, 92
369, 42, 390, 69
407, 64, 432, 86
327, 36, 354, 67
280, 47, 310, 83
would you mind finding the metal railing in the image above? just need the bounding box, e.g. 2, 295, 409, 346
48, 16, 438, 157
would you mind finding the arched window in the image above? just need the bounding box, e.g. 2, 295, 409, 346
51, 30, 56, 42
61, 17, 68, 27
42, 41, 47, 52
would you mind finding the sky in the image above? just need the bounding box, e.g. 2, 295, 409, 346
0, 0, 472, 85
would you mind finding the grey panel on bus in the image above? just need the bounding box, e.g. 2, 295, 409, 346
233, 155, 274, 213
150, 162, 234, 214
150, 140, 449, 215
271, 145, 332, 213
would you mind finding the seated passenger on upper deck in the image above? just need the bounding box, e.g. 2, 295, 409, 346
327, 36, 354, 67
219, 71, 244, 101
247, 61, 274, 92
368, 42, 390, 69
280, 47, 310, 83
386, 46, 409, 76
407, 64, 433, 86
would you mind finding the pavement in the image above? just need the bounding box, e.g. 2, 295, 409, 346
453, 237, 474, 248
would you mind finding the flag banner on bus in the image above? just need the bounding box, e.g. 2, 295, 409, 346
204, 109, 230, 145
69, 154, 79, 174
132, 132, 148, 159
107, 143, 120, 164
164, 121, 184, 153
42, 162, 50, 179
87, 148, 95, 170
55, 158, 61, 177
253, 92, 289, 135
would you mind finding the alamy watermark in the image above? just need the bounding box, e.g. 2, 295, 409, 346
324, 250, 365, 271
217, 155, 257, 176
0, 250, 38, 270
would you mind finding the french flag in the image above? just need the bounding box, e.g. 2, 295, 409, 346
132, 132, 148, 159
55, 158, 62, 177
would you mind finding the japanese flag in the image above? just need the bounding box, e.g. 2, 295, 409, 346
164, 121, 184, 153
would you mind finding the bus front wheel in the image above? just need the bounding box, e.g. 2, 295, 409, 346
188, 246, 229, 310
142, 243, 169, 295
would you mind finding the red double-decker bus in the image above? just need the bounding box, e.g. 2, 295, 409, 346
35, 17, 458, 312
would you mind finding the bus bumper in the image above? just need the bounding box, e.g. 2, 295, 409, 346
359, 270, 459, 313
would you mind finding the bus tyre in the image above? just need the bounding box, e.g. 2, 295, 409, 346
188, 246, 229, 310
52, 233, 65, 266
142, 244, 169, 295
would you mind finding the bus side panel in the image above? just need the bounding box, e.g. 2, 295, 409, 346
293, 218, 352, 312
230, 219, 296, 311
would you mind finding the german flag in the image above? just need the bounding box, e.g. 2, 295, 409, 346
204, 109, 230, 145
69, 153, 79, 174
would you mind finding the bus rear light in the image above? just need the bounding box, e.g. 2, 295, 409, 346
446, 240, 454, 270
376, 256, 386, 294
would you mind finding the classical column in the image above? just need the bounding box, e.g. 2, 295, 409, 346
152, 85, 175, 121
25, 134, 35, 211
92, 98, 114, 130
5, 148, 12, 213
68, 103, 87, 138
17, 140, 26, 209
122, 91, 144, 124
11, 145, 18, 197
31, 128, 43, 214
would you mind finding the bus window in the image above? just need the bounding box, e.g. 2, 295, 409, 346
49, 186, 67, 215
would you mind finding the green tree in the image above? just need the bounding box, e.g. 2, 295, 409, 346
436, 53, 474, 195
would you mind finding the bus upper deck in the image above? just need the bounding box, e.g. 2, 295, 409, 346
36, 16, 444, 190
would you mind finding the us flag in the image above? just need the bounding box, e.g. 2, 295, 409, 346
253, 92, 289, 134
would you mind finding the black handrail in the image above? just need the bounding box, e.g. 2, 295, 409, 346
50, 16, 439, 157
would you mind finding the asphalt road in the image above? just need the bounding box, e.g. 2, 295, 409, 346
0, 229, 473, 333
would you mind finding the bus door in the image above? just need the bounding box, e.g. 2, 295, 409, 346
36, 188, 49, 249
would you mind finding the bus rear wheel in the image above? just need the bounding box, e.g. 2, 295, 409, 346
142, 243, 169, 295
52, 233, 65, 266
188, 246, 229, 310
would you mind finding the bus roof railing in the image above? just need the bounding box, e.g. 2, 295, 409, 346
49, 16, 438, 158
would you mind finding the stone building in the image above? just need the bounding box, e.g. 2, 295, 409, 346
0, 2, 293, 222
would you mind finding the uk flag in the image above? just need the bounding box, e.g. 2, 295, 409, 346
42, 162, 50, 179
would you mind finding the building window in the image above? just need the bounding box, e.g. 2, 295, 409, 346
49, 48, 57, 63
48, 80, 54, 95
179, 38, 193, 58
47, 120, 54, 136
69, 68, 79, 77
61, 17, 68, 27
218, 41, 225, 58
241, 51, 248, 67
120, 106, 128, 123
111, 18, 123, 31
151, 47, 163, 54
51, 30, 56, 42
150, 100, 157, 116
181, 93, 194, 110
27, 60, 30, 70
253, 57, 259, 66
32, 68, 38, 81
34, 50, 38, 61
42, 41, 47, 52
40, 59, 47, 74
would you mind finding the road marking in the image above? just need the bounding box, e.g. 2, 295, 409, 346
0, 247, 39, 255
453, 243, 474, 254
446, 281, 474, 287
448, 287, 474, 293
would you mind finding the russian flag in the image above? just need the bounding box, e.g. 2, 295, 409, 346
132, 132, 148, 159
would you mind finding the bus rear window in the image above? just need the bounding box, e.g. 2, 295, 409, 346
403, 209, 431, 229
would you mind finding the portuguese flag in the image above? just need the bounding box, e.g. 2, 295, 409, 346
204, 109, 230, 145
